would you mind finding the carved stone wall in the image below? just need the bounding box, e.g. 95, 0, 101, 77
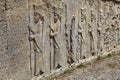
0, 0, 120, 80
29, 0, 120, 78
0, 0, 30, 80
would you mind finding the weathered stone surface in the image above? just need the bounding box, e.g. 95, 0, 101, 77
0, 0, 30, 80
0, 0, 120, 80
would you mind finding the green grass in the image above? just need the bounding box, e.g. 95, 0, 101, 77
63, 69, 70, 75
96, 56, 102, 61
107, 63, 116, 68
107, 53, 112, 57
63, 68, 74, 75
107, 51, 120, 57
62, 63, 86, 75
77, 63, 86, 68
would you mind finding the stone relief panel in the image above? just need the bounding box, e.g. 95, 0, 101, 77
0, 0, 120, 79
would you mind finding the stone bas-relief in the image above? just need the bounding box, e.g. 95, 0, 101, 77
0, 0, 120, 80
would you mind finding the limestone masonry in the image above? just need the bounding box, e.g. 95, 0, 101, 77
0, 0, 120, 80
